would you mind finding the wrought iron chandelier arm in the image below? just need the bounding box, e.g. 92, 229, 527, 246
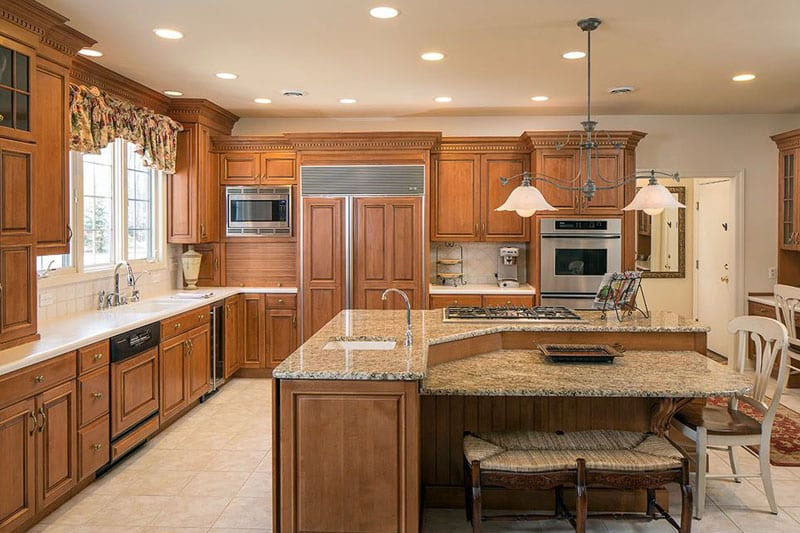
589, 170, 680, 191
499, 170, 679, 192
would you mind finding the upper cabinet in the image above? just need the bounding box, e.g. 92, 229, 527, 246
166, 99, 238, 244
773, 130, 800, 251
0, 37, 35, 144
219, 151, 296, 185
431, 140, 530, 242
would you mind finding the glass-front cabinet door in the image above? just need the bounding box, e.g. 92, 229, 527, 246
780, 149, 798, 250
0, 37, 33, 142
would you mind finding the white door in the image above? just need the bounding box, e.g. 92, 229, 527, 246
694, 179, 735, 358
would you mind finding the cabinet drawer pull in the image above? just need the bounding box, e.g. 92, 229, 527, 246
197, 314, 204, 320
174, 322, 181, 330
34, 375, 45, 384
453, 300, 458, 305
278, 298, 284, 304
91, 443, 103, 451
506, 300, 512, 305
93, 353, 104, 361
29, 411, 37, 435
91, 392, 104, 399
38, 407, 46, 432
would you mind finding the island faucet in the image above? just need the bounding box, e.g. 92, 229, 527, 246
381, 288, 412, 347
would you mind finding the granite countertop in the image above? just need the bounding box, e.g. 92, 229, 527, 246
0, 286, 297, 376
429, 283, 536, 295
272, 309, 709, 381
421, 349, 751, 398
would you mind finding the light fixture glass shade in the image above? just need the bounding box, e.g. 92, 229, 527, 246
496, 183, 557, 218
623, 182, 685, 213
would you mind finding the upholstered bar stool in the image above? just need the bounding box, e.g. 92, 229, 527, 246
463, 429, 692, 533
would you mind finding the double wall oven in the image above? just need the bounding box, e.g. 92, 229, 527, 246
540, 218, 622, 309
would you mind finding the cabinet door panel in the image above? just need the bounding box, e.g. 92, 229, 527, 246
780, 149, 798, 250
112, 348, 159, 437
0, 140, 33, 239
535, 149, 577, 210
0, 243, 36, 341
159, 338, 188, 424
267, 309, 297, 367
167, 127, 197, 243
482, 155, 529, 240
262, 156, 295, 184
192, 243, 221, 287
242, 294, 265, 368
187, 325, 210, 403
220, 153, 260, 184
224, 296, 241, 378
0, 397, 36, 531
583, 151, 623, 211
37, 381, 77, 510
432, 155, 480, 240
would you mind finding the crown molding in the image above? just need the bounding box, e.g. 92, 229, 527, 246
771, 128, 800, 150
167, 99, 239, 135
211, 135, 293, 152
285, 131, 442, 152
523, 130, 647, 150
0, 0, 95, 58
70, 56, 171, 114
434, 136, 530, 153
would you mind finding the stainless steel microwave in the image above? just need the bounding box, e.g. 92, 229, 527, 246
225, 186, 292, 236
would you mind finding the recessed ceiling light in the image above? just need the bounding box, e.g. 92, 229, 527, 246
215, 72, 238, 80
732, 73, 756, 82
608, 86, 636, 95
421, 51, 446, 61
338, 98, 357, 104
562, 51, 586, 60
163, 90, 183, 97
530, 96, 549, 102
78, 48, 103, 57
369, 6, 399, 18
434, 96, 452, 103
153, 28, 183, 40
254, 98, 272, 104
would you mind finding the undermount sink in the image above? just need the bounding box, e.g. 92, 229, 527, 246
122, 301, 177, 313
323, 336, 397, 351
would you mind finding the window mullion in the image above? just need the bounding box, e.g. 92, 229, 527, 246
116, 139, 125, 264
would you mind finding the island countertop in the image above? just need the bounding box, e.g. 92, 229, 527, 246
272, 309, 711, 381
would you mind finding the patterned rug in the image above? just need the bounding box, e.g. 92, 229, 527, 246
707, 396, 800, 466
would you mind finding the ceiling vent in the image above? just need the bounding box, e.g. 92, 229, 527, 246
282, 89, 307, 97
609, 86, 636, 95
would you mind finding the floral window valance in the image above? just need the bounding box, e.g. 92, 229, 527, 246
69, 83, 183, 174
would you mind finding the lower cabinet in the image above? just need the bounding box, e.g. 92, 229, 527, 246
267, 309, 298, 367
0, 397, 37, 531
429, 293, 535, 309
240, 293, 298, 370
242, 294, 266, 368
159, 324, 210, 425
111, 348, 158, 437
224, 295, 243, 378
36, 380, 78, 510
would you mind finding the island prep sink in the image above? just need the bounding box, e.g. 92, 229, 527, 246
323, 336, 397, 351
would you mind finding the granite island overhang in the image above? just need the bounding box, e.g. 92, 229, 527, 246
271, 309, 750, 533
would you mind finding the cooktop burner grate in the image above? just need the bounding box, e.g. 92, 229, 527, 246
443, 305, 583, 322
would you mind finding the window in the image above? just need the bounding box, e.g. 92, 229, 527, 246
37, 139, 163, 277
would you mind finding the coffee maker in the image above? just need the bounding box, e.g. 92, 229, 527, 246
497, 247, 520, 288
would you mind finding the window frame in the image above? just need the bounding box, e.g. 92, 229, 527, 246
37, 140, 166, 284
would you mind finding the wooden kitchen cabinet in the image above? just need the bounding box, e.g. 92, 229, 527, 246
242, 294, 266, 368
186, 325, 210, 403
224, 295, 243, 378
267, 309, 298, 367
432, 152, 529, 241
0, 36, 35, 143
0, 397, 36, 532
113, 347, 159, 436
190, 243, 222, 287
36, 380, 77, 510
33, 56, 70, 254
429, 293, 534, 308
219, 152, 296, 185
159, 335, 189, 424
771, 130, 800, 286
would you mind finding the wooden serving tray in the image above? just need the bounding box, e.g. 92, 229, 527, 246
537, 343, 624, 364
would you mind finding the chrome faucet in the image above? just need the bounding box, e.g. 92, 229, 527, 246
107, 261, 134, 307
381, 288, 412, 347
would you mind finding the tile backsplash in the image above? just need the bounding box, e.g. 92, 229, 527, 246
37, 245, 183, 322
430, 242, 527, 286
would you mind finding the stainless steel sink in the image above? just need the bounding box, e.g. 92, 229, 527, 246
323, 336, 397, 351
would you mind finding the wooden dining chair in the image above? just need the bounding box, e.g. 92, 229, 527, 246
673, 315, 790, 519
774, 284, 800, 376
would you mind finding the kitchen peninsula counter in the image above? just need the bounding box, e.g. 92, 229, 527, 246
272, 309, 740, 533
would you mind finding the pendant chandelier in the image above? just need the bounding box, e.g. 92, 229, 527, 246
496, 17, 685, 218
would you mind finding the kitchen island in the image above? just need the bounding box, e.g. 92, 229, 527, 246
272, 309, 750, 533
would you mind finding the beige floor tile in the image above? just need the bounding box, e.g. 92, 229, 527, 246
117, 469, 196, 496
707, 477, 778, 510
176, 429, 236, 450
224, 429, 270, 451
39, 493, 115, 525
206, 450, 267, 472
150, 495, 231, 528
209, 529, 270, 533
31, 525, 145, 532
85, 495, 171, 527
721, 507, 800, 532
140, 528, 207, 533
212, 497, 271, 529
745, 477, 800, 507
255, 453, 273, 473
238, 472, 271, 498
180, 470, 250, 497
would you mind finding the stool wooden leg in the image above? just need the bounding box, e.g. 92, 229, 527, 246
680, 458, 693, 533
647, 488, 657, 518
555, 485, 565, 517
463, 459, 472, 522
576, 458, 587, 533
471, 461, 482, 533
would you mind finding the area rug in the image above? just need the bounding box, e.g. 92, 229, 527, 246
706, 396, 800, 466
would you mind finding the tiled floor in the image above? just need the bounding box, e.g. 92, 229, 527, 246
31, 377, 800, 532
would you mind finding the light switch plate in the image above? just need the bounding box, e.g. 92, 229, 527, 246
768, 267, 777, 280
39, 292, 55, 307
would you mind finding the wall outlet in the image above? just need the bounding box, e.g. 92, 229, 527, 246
39, 292, 55, 307
768, 267, 777, 280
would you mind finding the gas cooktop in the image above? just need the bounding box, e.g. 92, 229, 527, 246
442, 306, 584, 323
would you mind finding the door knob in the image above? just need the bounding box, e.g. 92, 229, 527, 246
720, 275, 729, 283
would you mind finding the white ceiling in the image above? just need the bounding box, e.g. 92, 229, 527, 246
43, 0, 800, 118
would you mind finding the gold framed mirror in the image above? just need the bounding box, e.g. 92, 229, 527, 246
634, 186, 686, 278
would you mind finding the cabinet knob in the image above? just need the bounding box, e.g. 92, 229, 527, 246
174, 322, 181, 329
0, 114, 4, 121
93, 353, 103, 361
454, 300, 458, 305
91, 443, 103, 451
506, 300, 512, 305
198, 314, 204, 320
91, 392, 104, 399
34, 375, 45, 384
278, 298, 284, 304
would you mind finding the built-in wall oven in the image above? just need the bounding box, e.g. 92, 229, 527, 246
540, 218, 622, 309
226, 186, 291, 236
